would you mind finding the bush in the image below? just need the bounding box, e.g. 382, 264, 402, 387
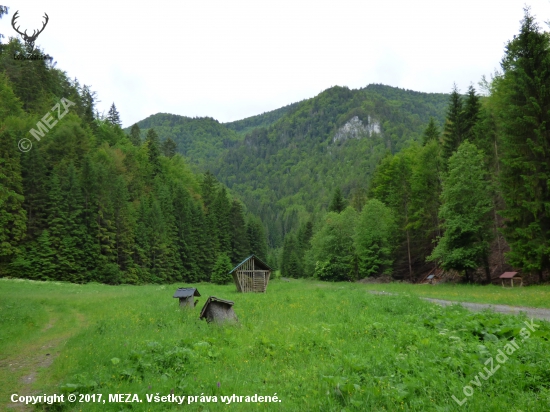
210, 254, 233, 284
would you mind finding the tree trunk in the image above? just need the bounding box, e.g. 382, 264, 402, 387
493, 207, 503, 274
406, 229, 413, 281
484, 257, 491, 284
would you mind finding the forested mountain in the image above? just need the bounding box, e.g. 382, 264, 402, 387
0, 37, 266, 284
224, 101, 302, 135
130, 113, 241, 167
130, 84, 450, 252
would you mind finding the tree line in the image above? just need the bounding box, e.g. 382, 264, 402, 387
0, 36, 267, 284
281, 8, 550, 283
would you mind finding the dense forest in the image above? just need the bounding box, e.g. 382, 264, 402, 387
0, 18, 267, 284
282, 7, 550, 283
1, 7, 549, 285
131, 84, 450, 254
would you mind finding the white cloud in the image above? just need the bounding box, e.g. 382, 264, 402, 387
1, 0, 549, 127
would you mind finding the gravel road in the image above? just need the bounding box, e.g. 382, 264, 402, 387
421, 298, 550, 322
367, 290, 550, 321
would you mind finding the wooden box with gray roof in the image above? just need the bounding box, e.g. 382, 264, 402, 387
173, 287, 201, 307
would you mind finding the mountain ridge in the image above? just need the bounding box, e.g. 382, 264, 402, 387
127, 83, 451, 248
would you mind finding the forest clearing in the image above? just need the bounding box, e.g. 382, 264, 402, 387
2, 277, 550, 411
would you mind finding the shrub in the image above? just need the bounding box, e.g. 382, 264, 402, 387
210, 254, 233, 284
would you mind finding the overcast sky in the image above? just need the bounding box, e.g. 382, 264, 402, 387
1, 1, 550, 128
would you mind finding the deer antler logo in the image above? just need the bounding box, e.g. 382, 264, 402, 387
11, 10, 49, 51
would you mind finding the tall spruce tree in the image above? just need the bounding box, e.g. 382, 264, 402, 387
442, 84, 464, 161
246, 216, 267, 260
328, 187, 346, 213
496, 7, 550, 282
162, 138, 177, 158
21, 146, 48, 240
0, 126, 26, 267
422, 117, 440, 146
129, 124, 142, 146
145, 128, 162, 177
107, 103, 121, 127
462, 85, 482, 141
213, 186, 231, 256
0, 75, 26, 269
229, 199, 249, 264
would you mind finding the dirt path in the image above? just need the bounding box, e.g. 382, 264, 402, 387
1, 310, 86, 410
367, 290, 550, 321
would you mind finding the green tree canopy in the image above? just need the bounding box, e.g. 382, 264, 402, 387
428, 141, 493, 282
354, 199, 396, 278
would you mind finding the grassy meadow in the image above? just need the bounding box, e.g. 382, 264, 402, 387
1, 278, 550, 411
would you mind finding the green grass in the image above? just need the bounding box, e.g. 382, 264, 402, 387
1, 278, 550, 411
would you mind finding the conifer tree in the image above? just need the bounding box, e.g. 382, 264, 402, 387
129, 124, 142, 146
229, 199, 249, 264
162, 137, 177, 158
201, 171, 220, 260
148, 198, 169, 282
94, 163, 118, 268
107, 103, 121, 127
214, 186, 231, 256
247, 216, 267, 260
496, 7, 550, 281
422, 117, 440, 146
462, 85, 481, 140
328, 187, 346, 213
211, 253, 233, 284
201, 171, 219, 210
409, 140, 443, 255
442, 84, 464, 161
58, 163, 87, 282
112, 175, 135, 275
369, 149, 416, 279
172, 183, 195, 281
0, 126, 27, 265
0, 77, 26, 267
145, 128, 162, 177
190, 202, 209, 281
80, 85, 97, 131
134, 197, 151, 280
297, 221, 313, 251
21, 146, 48, 240
33, 229, 57, 280
80, 156, 101, 276
281, 234, 302, 278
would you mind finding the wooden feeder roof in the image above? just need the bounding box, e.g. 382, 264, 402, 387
229, 254, 272, 274
173, 287, 201, 298
199, 296, 235, 320
499, 272, 519, 279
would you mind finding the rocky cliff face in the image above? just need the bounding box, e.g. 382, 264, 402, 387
332, 115, 381, 143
